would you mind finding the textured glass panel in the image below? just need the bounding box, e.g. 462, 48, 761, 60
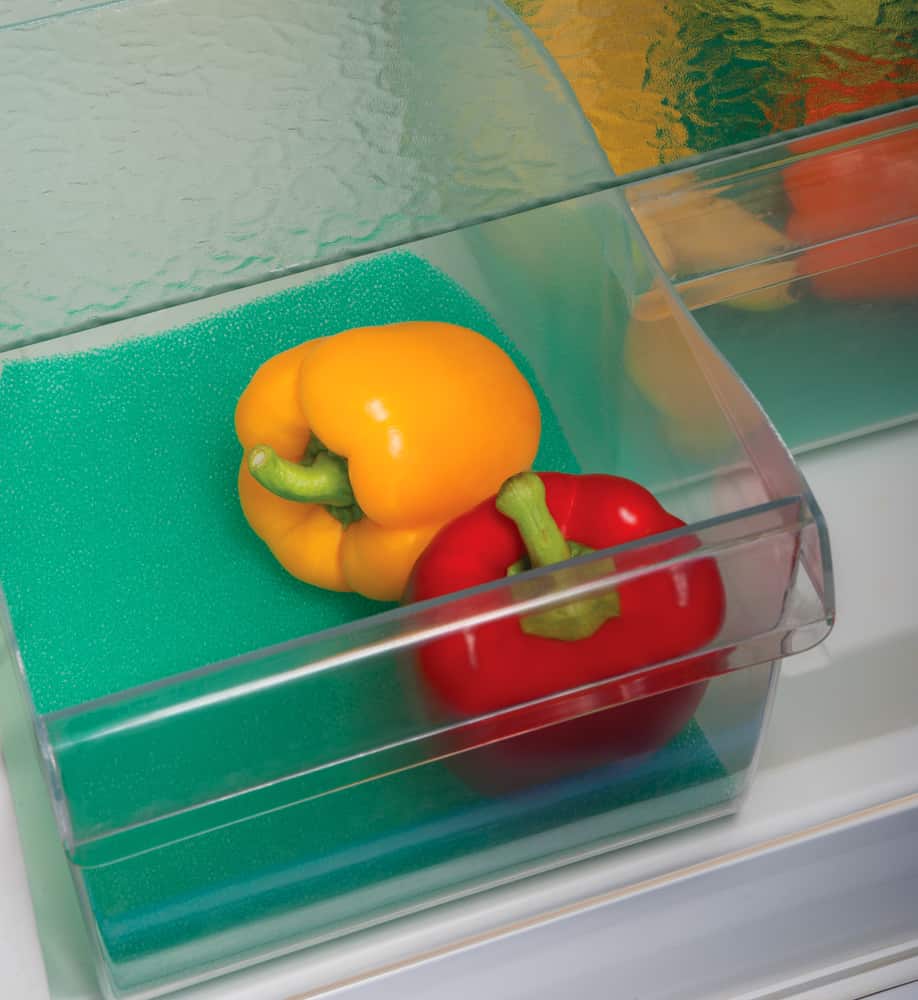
1, 0, 610, 347
512, 0, 918, 173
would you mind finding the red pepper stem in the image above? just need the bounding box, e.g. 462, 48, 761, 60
495, 472, 572, 568
248, 445, 356, 508
496, 472, 620, 642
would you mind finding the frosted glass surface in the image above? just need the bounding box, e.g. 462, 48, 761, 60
1, 0, 609, 347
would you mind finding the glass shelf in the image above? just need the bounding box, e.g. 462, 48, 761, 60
0, 0, 611, 349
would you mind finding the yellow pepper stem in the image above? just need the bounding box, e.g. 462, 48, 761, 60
496, 472, 620, 642
248, 445, 356, 508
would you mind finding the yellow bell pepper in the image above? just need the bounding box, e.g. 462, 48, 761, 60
235, 321, 541, 601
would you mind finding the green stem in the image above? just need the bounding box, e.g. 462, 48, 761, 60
248, 445, 356, 508
495, 473, 572, 568
496, 472, 620, 642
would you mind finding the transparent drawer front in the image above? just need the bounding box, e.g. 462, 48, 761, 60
65, 666, 775, 997
0, 183, 832, 996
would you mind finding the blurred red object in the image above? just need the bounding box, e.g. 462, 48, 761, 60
781, 54, 918, 301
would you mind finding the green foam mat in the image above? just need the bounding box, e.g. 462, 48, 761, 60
0, 251, 575, 715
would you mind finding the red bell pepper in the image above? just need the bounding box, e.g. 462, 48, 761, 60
408, 472, 726, 793
782, 66, 918, 302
